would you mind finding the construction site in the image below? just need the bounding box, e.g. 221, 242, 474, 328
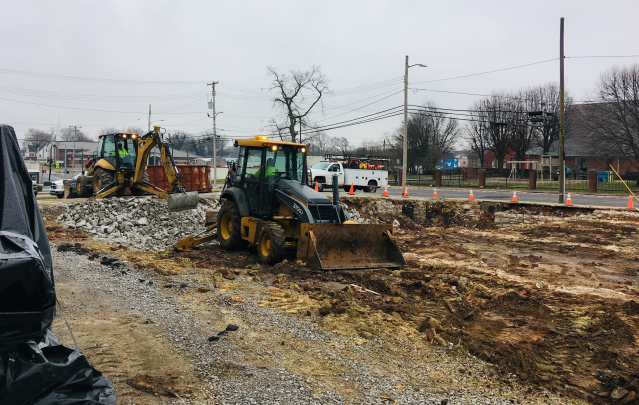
2, 128, 638, 405
31, 193, 636, 405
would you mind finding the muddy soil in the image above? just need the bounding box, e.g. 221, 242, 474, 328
42, 197, 639, 404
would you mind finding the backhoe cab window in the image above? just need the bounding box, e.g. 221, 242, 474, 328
101, 135, 137, 168
244, 148, 263, 182
242, 144, 305, 183
117, 138, 137, 168
266, 145, 305, 182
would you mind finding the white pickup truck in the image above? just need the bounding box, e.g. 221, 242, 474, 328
308, 161, 388, 192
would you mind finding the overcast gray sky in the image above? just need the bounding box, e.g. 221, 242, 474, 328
2, 0, 639, 150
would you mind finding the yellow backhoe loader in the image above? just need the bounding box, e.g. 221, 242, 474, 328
175, 136, 405, 270
64, 126, 198, 212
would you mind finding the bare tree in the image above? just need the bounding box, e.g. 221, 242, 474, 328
507, 92, 537, 171
267, 66, 329, 143
98, 127, 120, 135
589, 64, 639, 165
23, 128, 53, 153
61, 127, 91, 142
480, 93, 512, 174
307, 132, 330, 156
329, 137, 350, 156
465, 101, 493, 168
527, 83, 563, 153
168, 130, 191, 150
357, 139, 385, 156
124, 126, 145, 135
25, 128, 53, 143
393, 102, 461, 173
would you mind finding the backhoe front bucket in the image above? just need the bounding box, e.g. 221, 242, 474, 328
166, 191, 199, 212
298, 223, 406, 270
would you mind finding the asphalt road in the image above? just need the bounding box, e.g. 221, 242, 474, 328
35, 181, 636, 210
334, 185, 635, 210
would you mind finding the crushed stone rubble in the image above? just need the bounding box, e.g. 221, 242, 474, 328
51, 246, 573, 405
56, 196, 220, 251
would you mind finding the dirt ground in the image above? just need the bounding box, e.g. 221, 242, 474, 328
41, 197, 639, 404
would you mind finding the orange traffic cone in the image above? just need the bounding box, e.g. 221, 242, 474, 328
314, 181, 319, 192
382, 185, 389, 197
628, 195, 634, 210
469, 189, 474, 201
566, 193, 572, 206
433, 188, 438, 198
349, 183, 355, 195
403, 187, 408, 198
511, 190, 518, 203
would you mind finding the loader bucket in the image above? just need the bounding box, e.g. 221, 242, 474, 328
298, 223, 406, 270
166, 191, 199, 212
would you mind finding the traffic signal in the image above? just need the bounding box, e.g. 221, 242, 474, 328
42, 169, 46, 173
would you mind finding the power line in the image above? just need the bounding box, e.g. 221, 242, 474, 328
0, 68, 205, 85
315, 89, 403, 122
412, 58, 558, 85
0, 85, 206, 102
566, 54, 639, 59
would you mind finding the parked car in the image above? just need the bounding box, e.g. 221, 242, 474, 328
50, 174, 81, 198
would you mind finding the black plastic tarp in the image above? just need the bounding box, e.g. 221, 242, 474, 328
0, 125, 116, 404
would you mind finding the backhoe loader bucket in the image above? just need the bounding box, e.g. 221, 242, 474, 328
298, 223, 406, 270
166, 191, 199, 212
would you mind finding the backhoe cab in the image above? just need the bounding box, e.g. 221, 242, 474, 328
65, 126, 198, 212
214, 136, 405, 270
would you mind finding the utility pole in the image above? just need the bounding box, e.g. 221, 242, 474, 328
207, 81, 219, 188
48, 133, 54, 183
558, 17, 565, 204
69, 125, 81, 171
403, 55, 409, 190
147, 104, 152, 132
402, 56, 426, 189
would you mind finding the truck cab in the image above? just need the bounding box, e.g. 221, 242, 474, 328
309, 161, 344, 191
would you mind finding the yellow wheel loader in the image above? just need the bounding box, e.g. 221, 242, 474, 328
176, 136, 405, 270
64, 126, 198, 212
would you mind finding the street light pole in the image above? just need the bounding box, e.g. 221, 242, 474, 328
402, 56, 426, 190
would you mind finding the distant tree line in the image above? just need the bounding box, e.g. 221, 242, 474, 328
21, 63, 639, 174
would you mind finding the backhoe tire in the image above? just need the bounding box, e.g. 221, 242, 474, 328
217, 201, 247, 250
77, 176, 93, 197
257, 223, 286, 265
93, 168, 114, 194
131, 172, 149, 196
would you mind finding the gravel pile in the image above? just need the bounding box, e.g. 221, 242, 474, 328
51, 247, 573, 405
56, 197, 219, 251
